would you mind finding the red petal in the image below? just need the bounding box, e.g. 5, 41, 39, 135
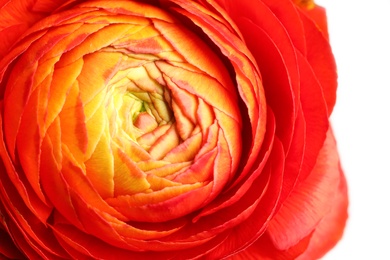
260, 0, 306, 54
233, 128, 348, 259
31, 0, 66, 13
262, 40, 330, 213
295, 3, 329, 39
298, 8, 337, 114
0, 0, 67, 59
0, 223, 24, 259
266, 129, 341, 250
220, 0, 299, 149
0, 158, 68, 258
230, 231, 312, 260
203, 135, 285, 259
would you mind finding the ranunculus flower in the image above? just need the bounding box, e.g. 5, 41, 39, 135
0, 0, 348, 259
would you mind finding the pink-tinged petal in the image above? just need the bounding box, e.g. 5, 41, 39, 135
297, 157, 348, 260
137, 124, 172, 149
230, 231, 313, 260
266, 129, 340, 251
133, 112, 158, 133
162, 131, 202, 163
148, 124, 180, 160
171, 129, 218, 184
170, 88, 199, 130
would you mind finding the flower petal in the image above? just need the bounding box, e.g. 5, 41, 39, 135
298, 8, 337, 114
266, 129, 341, 250
297, 157, 348, 259
233, 128, 348, 259
0, 220, 24, 259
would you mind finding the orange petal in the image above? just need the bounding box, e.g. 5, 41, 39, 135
0, 0, 65, 58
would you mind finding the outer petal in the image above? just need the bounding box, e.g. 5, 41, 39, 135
0, 221, 24, 259
203, 133, 284, 259
0, 0, 67, 59
216, 0, 332, 214
292, 0, 329, 39
232, 128, 348, 259
297, 8, 337, 115
217, 0, 299, 149
297, 161, 348, 259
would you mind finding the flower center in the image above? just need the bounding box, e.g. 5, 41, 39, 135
105, 57, 173, 150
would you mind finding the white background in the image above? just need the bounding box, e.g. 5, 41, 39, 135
315, 0, 390, 259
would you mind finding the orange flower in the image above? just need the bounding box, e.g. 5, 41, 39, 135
0, 0, 347, 259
